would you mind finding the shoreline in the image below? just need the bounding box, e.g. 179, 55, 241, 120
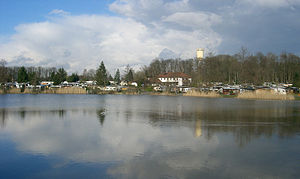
1, 88, 299, 101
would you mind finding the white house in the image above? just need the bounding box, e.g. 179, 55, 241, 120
153, 86, 163, 92
120, 81, 128, 86
85, 81, 96, 86
273, 87, 287, 94
104, 86, 117, 91
109, 81, 116, 85
130, 82, 138, 87
157, 72, 192, 86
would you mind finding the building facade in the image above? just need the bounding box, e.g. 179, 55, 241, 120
157, 72, 192, 86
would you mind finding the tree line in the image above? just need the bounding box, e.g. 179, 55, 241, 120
0, 60, 127, 86
141, 50, 300, 87
1, 49, 300, 87
0, 60, 79, 85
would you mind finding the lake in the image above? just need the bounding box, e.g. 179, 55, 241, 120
0, 94, 299, 178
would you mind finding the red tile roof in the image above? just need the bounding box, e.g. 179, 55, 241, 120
157, 72, 191, 78
148, 77, 161, 83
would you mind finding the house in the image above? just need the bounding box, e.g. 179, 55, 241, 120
221, 87, 239, 95
85, 81, 96, 86
120, 81, 128, 86
153, 86, 163, 92
109, 81, 116, 85
40, 81, 54, 86
157, 72, 192, 86
148, 78, 161, 87
104, 86, 117, 91
130, 82, 138, 87
179, 87, 192, 93
61, 81, 80, 87
273, 87, 287, 94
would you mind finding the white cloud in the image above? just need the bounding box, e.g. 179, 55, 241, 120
49, 9, 70, 16
109, 0, 191, 22
2, 106, 217, 163
240, 0, 300, 8
0, 15, 159, 71
2, 0, 299, 72
0, 4, 221, 72
162, 12, 222, 29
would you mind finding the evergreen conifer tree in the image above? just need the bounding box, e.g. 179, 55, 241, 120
96, 61, 108, 86
114, 69, 121, 84
17, 66, 28, 83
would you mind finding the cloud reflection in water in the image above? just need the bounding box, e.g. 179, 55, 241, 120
0, 95, 299, 178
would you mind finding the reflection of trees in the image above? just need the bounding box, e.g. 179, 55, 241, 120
148, 111, 195, 126
58, 109, 65, 118
0, 109, 7, 128
147, 106, 300, 147
199, 108, 300, 147
20, 108, 26, 119
50, 109, 65, 118
1, 108, 108, 128
0, 109, 68, 125
97, 108, 106, 126
15, 109, 66, 120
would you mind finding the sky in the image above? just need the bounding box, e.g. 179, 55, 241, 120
1, 0, 300, 73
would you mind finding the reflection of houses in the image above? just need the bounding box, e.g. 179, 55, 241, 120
157, 72, 192, 87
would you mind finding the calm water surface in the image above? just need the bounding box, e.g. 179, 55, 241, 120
0, 94, 299, 178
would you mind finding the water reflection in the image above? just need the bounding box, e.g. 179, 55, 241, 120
0, 95, 299, 178
97, 108, 106, 126
0, 108, 6, 128
194, 120, 202, 137
0, 97, 299, 148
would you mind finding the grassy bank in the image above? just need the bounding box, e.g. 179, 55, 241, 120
0, 87, 87, 94
237, 91, 295, 100
149, 92, 179, 96
183, 90, 296, 100
41, 87, 87, 94
294, 94, 300, 100
183, 90, 221, 98
1, 87, 298, 101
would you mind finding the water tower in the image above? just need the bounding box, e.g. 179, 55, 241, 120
196, 48, 204, 60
